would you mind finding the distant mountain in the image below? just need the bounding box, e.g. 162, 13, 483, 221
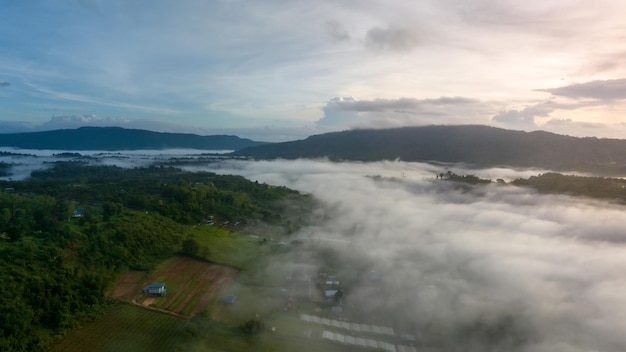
0, 126, 267, 151
234, 125, 626, 174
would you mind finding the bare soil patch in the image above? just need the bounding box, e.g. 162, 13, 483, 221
108, 270, 148, 301
109, 256, 238, 317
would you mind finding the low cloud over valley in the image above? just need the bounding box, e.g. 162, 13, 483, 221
210, 159, 626, 351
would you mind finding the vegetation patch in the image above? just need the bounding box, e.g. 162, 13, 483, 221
48, 303, 188, 352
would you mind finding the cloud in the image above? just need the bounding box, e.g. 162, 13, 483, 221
0, 120, 38, 133
540, 118, 626, 139
580, 56, 626, 76
364, 26, 419, 52
491, 103, 553, 129
325, 20, 350, 43
328, 96, 477, 112
318, 96, 485, 128
4, 151, 626, 350
538, 79, 626, 100
41, 114, 130, 129
209, 158, 626, 352
0, 82, 10, 87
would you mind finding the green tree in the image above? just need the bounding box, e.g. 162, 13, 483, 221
182, 238, 200, 257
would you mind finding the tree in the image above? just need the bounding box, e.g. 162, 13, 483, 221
240, 318, 265, 334
182, 238, 200, 257
102, 201, 123, 219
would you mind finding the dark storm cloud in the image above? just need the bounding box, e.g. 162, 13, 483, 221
0, 82, 10, 87
364, 26, 419, 52
538, 78, 626, 100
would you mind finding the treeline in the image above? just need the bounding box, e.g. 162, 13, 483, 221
0, 163, 311, 351
437, 170, 626, 203
25, 162, 300, 224
437, 170, 491, 184
512, 172, 626, 203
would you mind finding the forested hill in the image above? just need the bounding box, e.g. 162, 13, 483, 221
0, 163, 312, 350
0, 126, 266, 150
234, 125, 626, 174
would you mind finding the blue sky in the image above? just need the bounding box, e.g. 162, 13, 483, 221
1, 0, 626, 141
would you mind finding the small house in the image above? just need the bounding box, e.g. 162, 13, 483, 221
142, 282, 168, 296
72, 208, 85, 218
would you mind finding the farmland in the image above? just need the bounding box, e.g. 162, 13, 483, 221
49, 302, 359, 352
48, 303, 188, 352
109, 255, 238, 318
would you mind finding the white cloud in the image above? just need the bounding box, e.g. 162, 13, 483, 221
492, 103, 553, 129
318, 96, 490, 129
209, 158, 626, 351
44, 114, 129, 125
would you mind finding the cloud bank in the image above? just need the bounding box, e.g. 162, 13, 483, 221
539, 79, 626, 101
318, 96, 487, 129
209, 158, 626, 352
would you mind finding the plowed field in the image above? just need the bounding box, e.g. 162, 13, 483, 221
109, 256, 238, 318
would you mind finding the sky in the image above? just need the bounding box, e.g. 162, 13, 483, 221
1, 0, 626, 141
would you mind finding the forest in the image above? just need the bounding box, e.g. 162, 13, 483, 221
0, 162, 313, 351
441, 169, 626, 204
511, 172, 626, 203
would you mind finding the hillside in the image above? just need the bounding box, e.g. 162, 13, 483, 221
0, 126, 266, 151
234, 125, 626, 174
0, 163, 313, 350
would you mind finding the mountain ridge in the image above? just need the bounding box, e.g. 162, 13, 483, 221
4, 125, 626, 175
0, 126, 267, 151
234, 125, 626, 174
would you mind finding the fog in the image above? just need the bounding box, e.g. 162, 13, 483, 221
207, 159, 626, 352
0, 148, 230, 180
3, 151, 626, 351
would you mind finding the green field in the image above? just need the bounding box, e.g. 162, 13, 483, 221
190, 225, 269, 269
49, 303, 188, 352
49, 302, 352, 352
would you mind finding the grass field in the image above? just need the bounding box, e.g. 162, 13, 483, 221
50, 303, 353, 352
191, 225, 269, 270
49, 303, 188, 352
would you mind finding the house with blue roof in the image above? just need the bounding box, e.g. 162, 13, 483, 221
142, 282, 168, 296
